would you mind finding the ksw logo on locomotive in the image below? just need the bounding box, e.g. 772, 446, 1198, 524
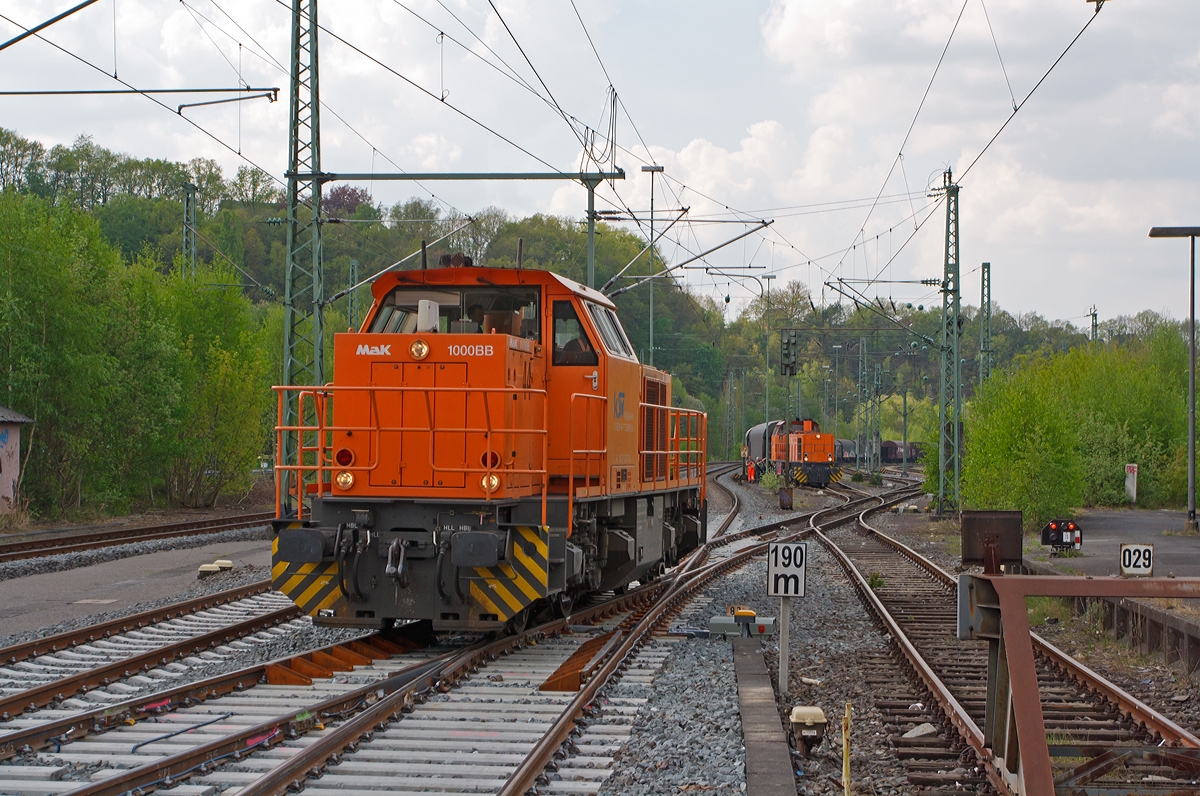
355, 344, 392, 355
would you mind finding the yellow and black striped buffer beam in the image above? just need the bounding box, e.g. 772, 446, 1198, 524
271, 529, 346, 617
468, 525, 549, 622
831, 467, 844, 483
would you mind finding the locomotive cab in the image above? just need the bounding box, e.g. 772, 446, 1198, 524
271, 263, 707, 632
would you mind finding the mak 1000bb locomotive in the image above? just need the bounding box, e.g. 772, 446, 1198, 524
271, 260, 707, 633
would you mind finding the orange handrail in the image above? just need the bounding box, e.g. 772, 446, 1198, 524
567, 392, 607, 538
274, 384, 549, 526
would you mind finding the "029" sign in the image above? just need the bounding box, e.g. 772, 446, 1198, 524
1119, 543, 1154, 577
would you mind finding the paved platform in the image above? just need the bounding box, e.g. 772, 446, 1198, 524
1029, 507, 1200, 577
732, 637, 795, 796
0, 539, 271, 637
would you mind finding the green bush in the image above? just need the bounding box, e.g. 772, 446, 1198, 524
758, 471, 784, 491
963, 326, 1188, 528
0, 191, 270, 515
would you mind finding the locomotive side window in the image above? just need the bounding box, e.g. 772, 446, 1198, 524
552, 301, 599, 366
586, 303, 635, 359
369, 286, 540, 340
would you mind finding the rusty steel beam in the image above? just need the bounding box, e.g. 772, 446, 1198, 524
974, 575, 1200, 795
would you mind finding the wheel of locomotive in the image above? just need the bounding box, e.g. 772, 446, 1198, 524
503, 607, 532, 636
552, 591, 575, 619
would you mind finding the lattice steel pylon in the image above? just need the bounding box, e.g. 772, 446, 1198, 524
869, 362, 882, 473
855, 337, 868, 470
980, 261, 991, 386
182, 182, 197, 277
936, 170, 961, 515
280, 0, 324, 514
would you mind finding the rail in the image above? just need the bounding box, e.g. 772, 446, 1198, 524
274, 384, 549, 524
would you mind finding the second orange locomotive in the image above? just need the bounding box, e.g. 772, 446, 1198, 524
272, 260, 707, 632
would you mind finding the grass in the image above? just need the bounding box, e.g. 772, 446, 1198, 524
1026, 596, 1072, 627
867, 571, 886, 590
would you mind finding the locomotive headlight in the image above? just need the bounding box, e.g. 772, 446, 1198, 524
409, 339, 430, 360
481, 473, 501, 493
335, 470, 355, 490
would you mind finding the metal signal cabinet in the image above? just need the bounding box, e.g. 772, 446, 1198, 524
271, 264, 707, 632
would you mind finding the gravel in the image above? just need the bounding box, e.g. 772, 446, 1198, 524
593, 475, 917, 796
596, 615, 747, 794
0, 524, 272, 582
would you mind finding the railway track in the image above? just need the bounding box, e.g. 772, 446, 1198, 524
0, 583, 299, 719
814, 499, 1200, 794
0, 469, 921, 796
0, 512, 274, 564
0, 460, 773, 796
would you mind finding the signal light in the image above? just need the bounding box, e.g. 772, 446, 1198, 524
481, 450, 501, 468
1068, 522, 1076, 531
335, 448, 355, 466
1050, 522, 1058, 530
335, 470, 355, 490
481, 473, 500, 493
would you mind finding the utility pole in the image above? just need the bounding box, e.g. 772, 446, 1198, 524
764, 274, 776, 423
348, 259, 359, 330
980, 261, 991, 386
901, 386, 909, 476
281, 0, 324, 514
936, 169, 961, 515
855, 338, 867, 470
741, 369, 746, 437
1089, 305, 1099, 354
182, 182, 198, 278
871, 362, 882, 473
642, 165, 663, 365
832, 345, 842, 440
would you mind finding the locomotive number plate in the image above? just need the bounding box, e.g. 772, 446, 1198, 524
448, 344, 495, 357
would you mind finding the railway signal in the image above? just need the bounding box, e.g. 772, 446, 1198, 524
781, 328, 800, 376
1040, 519, 1082, 553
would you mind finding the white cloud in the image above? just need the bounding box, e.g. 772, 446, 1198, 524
0, 0, 1197, 320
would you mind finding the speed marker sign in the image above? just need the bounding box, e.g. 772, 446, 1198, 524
768, 542, 807, 597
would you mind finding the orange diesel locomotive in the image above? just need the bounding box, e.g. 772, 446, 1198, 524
271, 261, 707, 632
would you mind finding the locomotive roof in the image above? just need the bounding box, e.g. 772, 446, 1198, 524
373, 266, 617, 310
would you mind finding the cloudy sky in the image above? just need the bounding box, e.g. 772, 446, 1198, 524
2, 0, 1198, 323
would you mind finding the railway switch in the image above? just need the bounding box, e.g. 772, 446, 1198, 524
789, 705, 827, 756
1040, 519, 1081, 552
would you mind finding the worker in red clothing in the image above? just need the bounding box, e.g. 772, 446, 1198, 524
747, 460, 756, 482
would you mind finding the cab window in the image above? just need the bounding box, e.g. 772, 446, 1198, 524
586, 302, 635, 359
368, 286, 540, 340
552, 301, 598, 366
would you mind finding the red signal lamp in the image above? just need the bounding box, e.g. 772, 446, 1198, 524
335, 448, 355, 467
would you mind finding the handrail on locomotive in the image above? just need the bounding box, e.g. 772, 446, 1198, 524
274, 383, 550, 523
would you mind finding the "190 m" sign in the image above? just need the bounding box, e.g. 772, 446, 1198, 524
767, 542, 807, 597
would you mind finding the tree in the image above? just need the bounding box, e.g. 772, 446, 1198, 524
230, 166, 282, 205
326, 185, 373, 217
